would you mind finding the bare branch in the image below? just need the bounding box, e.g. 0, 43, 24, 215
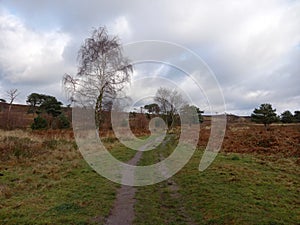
62, 26, 132, 127
6, 89, 19, 105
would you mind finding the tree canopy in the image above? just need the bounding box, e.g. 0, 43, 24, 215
27, 93, 69, 129
251, 103, 278, 129
40, 96, 63, 117
154, 87, 187, 128
180, 104, 204, 125
294, 111, 300, 123
27, 93, 62, 117
63, 27, 132, 127
144, 103, 160, 114
281, 110, 294, 123
26, 93, 45, 108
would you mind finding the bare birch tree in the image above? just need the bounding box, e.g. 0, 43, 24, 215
63, 27, 132, 127
6, 89, 19, 129
154, 87, 186, 128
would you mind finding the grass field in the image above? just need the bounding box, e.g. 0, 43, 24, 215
0, 130, 136, 224
135, 135, 299, 225
0, 129, 299, 224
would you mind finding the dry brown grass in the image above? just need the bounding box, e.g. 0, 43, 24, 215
0, 129, 83, 206
0, 184, 12, 199
0, 128, 140, 224
198, 123, 300, 158
0, 129, 77, 161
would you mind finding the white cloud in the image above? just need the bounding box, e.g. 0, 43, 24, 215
109, 16, 132, 41
0, 9, 71, 85
0, 0, 299, 113
245, 90, 270, 99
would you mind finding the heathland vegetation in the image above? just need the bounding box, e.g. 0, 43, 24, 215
0, 93, 299, 224
0, 122, 299, 224
0, 27, 299, 224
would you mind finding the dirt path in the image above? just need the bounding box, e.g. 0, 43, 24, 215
159, 153, 196, 225
105, 137, 162, 225
105, 151, 142, 225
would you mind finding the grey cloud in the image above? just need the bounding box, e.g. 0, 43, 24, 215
0, 0, 299, 114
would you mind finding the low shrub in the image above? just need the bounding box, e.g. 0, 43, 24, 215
31, 116, 47, 130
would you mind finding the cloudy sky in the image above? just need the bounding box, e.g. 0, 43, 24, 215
0, 0, 299, 115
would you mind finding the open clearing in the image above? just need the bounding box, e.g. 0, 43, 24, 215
0, 125, 299, 224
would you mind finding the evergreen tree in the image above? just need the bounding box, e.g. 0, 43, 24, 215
251, 103, 278, 129
294, 111, 300, 123
31, 116, 47, 130
281, 110, 294, 123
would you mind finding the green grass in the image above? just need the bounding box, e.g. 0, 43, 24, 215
134, 135, 300, 225
0, 134, 136, 225
1, 132, 299, 224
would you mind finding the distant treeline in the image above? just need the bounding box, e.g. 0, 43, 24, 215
0, 94, 299, 131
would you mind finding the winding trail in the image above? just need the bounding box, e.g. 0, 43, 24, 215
105, 137, 162, 225
105, 151, 142, 225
